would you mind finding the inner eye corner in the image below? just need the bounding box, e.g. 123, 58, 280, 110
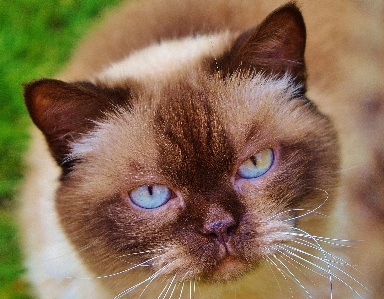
170, 189, 178, 199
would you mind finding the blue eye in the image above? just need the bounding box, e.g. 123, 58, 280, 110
237, 148, 274, 179
129, 185, 172, 209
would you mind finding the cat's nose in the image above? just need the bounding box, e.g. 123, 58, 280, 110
203, 218, 236, 244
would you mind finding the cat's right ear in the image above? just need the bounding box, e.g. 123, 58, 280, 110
215, 3, 307, 89
24, 79, 130, 166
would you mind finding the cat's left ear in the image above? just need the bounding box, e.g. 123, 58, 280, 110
24, 79, 131, 167
216, 3, 306, 88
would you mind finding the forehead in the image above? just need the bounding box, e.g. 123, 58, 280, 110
71, 73, 298, 193
146, 74, 297, 189
71, 32, 300, 196
97, 32, 233, 85
153, 78, 236, 192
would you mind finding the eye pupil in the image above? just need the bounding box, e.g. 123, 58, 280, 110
148, 186, 153, 195
250, 156, 257, 166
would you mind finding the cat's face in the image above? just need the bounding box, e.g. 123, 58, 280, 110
57, 73, 338, 285
24, 3, 339, 295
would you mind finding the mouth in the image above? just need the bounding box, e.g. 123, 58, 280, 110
203, 237, 251, 282
209, 255, 248, 281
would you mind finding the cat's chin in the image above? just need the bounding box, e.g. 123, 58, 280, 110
207, 256, 249, 282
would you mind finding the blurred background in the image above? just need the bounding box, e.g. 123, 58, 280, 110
0, 1, 123, 297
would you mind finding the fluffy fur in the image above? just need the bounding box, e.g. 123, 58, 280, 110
19, 0, 384, 298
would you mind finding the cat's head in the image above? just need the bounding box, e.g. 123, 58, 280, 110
24, 3, 339, 293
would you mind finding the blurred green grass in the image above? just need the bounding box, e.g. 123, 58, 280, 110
0, 0, 123, 297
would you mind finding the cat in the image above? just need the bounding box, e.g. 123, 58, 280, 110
19, 0, 384, 298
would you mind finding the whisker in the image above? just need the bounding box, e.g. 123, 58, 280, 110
272, 254, 314, 298
290, 226, 335, 298
266, 208, 328, 222
281, 243, 352, 268
265, 186, 366, 298
290, 239, 355, 269
157, 280, 169, 299
277, 247, 330, 279
291, 237, 352, 251
293, 225, 364, 297
137, 282, 153, 299
178, 281, 185, 299
157, 279, 170, 299
160, 275, 177, 299
285, 188, 329, 222
69, 255, 164, 280
266, 188, 329, 222
274, 245, 366, 298
114, 263, 172, 299
138, 267, 166, 299
119, 247, 168, 257
168, 280, 178, 299
294, 247, 365, 291
277, 249, 321, 283
275, 247, 334, 298
189, 279, 193, 299
263, 256, 285, 296
282, 232, 359, 246
265, 255, 294, 298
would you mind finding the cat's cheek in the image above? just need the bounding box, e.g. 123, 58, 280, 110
232, 177, 269, 196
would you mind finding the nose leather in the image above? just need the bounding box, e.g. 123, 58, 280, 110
202, 205, 237, 244
204, 219, 236, 244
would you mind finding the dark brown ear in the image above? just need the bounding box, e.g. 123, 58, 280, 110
216, 3, 306, 88
24, 79, 131, 166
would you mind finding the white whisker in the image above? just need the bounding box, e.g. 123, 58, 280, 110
168, 280, 178, 299
157, 280, 170, 299
291, 237, 351, 251
292, 226, 335, 298
189, 279, 192, 299
265, 255, 294, 298
282, 232, 358, 246
119, 247, 168, 257
114, 263, 172, 299
278, 249, 321, 283
272, 254, 314, 298
293, 246, 364, 291
70, 255, 164, 280
160, 275, 177, 299
266, 208, 328, 222
178, 282, 185, 299
266, 188, 329, 222
274, 245, 366, 298
138, 267, 166, 299
277, 247, 329, 279
263, 256, 285, 296
290, 239, 355, 269
281, 243, 349, 268
284, 188, 329, 222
